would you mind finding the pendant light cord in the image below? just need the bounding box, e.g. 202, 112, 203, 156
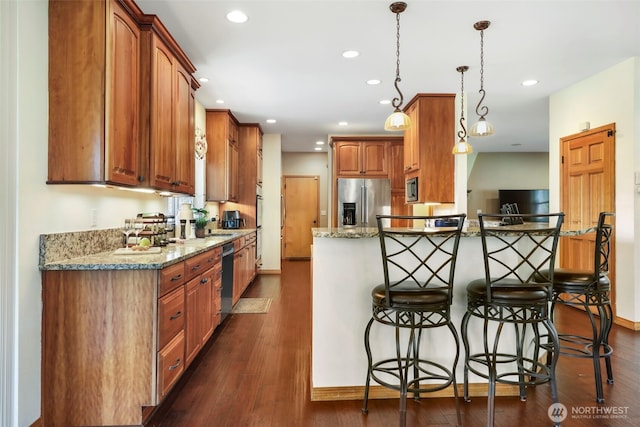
475, 27, 489, 118
391, 8, 404, 111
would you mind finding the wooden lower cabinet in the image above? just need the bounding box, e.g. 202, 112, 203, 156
185, 267, 215, 366
232, 233, 257, 305
41, 247, 224, 427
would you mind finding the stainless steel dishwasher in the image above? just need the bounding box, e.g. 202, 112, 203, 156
221, 243, 234, 321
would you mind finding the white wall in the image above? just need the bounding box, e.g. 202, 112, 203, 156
282, 152, 329, 227
262, 134, 282, 272
549, 57, 639, 323
467, 152, 549, 216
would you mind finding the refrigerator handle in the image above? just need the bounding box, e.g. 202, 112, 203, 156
361, 184, 367, 225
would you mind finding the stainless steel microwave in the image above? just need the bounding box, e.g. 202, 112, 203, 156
406, 177, 418, 202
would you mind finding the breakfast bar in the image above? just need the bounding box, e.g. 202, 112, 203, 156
310, 225, 592, 401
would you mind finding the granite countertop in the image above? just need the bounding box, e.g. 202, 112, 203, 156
312, 224, 595, 239
39, 229, 255, 271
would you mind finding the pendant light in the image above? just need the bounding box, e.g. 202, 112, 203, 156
384, 2, 411, 131
469, 21, 494, 137
452, 66, 473, 155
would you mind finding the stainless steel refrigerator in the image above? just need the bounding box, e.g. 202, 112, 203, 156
337, 178, 391, 228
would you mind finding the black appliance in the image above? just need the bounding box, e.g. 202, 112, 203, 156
220, 243, 234, 321
498, 189, 549, 222
222, 210, 245, 229
406, 177, 418, 202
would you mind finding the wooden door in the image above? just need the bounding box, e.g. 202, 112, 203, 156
283, 176, 319, 259
560, 123, 615, 311
108, 0, 140, 186
334, 141, 361, 176
173, 64, 194, 194
150, 35, 175, 191
361, 142, 387, 176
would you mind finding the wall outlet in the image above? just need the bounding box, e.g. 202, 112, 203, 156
91, 208, 97, 227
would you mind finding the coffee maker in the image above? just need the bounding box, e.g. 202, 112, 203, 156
221, 210, 245, 229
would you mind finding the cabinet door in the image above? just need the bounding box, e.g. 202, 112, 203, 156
228, 141, 239, 202
388, 140, 405, 191
361, 141, 387, 176
334, 141, 362, 176
185, 277, 201, 365
149, 35, 175, 191
172, 64, 194, 194
403, 102, 419, 172
107, 0, 140, 186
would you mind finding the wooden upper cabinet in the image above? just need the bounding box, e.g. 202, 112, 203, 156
48, 0, 196, 194
403, 102, 419, 173
388, 139, 405, 191
402, 94, 455, 203
48, 0, 142, 186
145, 27, 196, 194
333, 139, 387, 177
206, 110, 240, 201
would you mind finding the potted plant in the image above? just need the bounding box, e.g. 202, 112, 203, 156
192, 207, 209, 238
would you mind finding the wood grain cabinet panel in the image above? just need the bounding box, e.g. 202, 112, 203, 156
402, 94, 455, 203
334, 139, 388, 177
144, 29, 195, 194
48, 0, 142, 186
206, 110, 240, 201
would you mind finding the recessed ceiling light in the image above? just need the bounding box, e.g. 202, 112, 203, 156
338, 121, 348, 126
314, 147, 323, 151
266, 119, 276, 124
342, 50, 359, 58
226, 10, 248, 23
215, 99, 224, 104
198, 77, 209, 83
367, 79, 381, 85
522, 79, 538, 86
379, 99, 391, 105
316, 140, 325, 145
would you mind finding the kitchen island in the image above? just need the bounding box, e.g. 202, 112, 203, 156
310, 225, 592, 401
39, 228, 255, 427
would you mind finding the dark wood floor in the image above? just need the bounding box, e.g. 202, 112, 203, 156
153, 260, 639, 427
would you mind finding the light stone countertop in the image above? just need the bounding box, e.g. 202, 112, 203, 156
312, 224, 595, 239
39, 229, 255, 271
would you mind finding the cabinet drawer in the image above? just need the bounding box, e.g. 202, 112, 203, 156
158, 330, 185, 401
184, 249, 219, 282
158, 286, 185, 349
159, 262, 185, 296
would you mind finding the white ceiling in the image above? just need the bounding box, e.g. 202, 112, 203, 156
136, 0, 640, 153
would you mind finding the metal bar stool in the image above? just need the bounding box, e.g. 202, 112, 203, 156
460, 212, 564, 427
362, 214, 465, 427
549, 212, 615, 403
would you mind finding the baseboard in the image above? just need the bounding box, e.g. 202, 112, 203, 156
310, 383, 520, 401
614, 316, 640, 331
258, 269, 281, 275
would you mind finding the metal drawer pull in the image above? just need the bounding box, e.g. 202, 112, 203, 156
200, 277, 209, 284
191, 264, 201, 271
171, 274, 183, 282
169, 311, 182, 320
168, 358, 182, 371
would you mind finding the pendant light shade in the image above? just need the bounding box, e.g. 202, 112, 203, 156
469, 20, 494, 137
453, 65, 473, 155
384, 2, 411, 131
385, 110, 411, 131
469, 117, 494, 137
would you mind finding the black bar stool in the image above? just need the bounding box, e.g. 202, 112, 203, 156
460, 212, 564, 427
362, 214, 465, 427
549, 212, 615, 403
